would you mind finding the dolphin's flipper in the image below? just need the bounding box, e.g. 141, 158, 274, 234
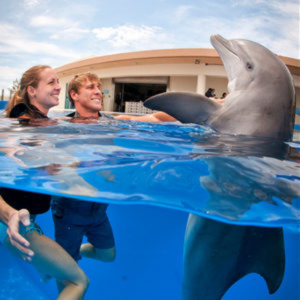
182, 215, 285, 300
144, 92, 222, 124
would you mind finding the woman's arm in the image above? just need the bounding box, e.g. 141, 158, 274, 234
0, 196, 34, 260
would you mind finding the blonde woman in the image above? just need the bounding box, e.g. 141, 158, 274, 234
0, 65, 89, 300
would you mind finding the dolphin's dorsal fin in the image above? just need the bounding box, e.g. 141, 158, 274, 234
144, 92, 222, 124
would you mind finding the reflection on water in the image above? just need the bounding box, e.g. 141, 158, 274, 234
0, 116, 299, 229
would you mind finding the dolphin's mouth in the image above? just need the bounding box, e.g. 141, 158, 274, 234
210, 34, 240, 85
211, 35, 238, 57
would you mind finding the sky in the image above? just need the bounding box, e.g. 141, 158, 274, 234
0, 0, 299, 95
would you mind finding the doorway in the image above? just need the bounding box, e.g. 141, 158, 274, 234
114, 78, 168, 112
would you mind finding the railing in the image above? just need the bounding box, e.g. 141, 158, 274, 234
125, 101, 156, 114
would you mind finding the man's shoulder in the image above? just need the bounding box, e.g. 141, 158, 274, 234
101, 112, 114, 119
66, 111, 76, 117
67, 110, 114, 119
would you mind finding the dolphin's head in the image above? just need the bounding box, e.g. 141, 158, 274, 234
210, 34, 293, 95
145, 35, 295, 141
209, 34, 295, 140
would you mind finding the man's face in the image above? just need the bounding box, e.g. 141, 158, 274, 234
72, 79, 102, 114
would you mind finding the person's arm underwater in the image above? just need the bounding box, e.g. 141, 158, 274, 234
0, 196, 34, 260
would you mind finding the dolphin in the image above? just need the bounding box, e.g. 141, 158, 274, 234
144, 35, 295, 141
144, 35, 296, 299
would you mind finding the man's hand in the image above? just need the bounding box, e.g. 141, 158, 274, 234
6, 209, 34, 261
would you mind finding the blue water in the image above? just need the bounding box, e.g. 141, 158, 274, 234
0, 117, 299, 228
0, 115, 299, 299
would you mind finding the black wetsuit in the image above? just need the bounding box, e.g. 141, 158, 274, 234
67, 111, 112, 118
0, 188, 51, 214
0, 102, 51, 214
9, 102, 48, 119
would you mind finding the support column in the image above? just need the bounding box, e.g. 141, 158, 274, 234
196, 71, 206, 95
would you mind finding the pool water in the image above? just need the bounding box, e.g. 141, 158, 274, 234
0, 116, 299, 299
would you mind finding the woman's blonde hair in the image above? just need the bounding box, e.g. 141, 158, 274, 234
5, 65, 51, 117
68, 73, 101, 105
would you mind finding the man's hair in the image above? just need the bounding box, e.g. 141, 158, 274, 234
68, 73, 101, 105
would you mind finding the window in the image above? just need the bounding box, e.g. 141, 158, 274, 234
64, 83, 74, 109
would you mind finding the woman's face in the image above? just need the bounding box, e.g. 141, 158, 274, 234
29, 68, 61, 114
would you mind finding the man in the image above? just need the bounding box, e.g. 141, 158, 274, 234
51, 72, 175, 264
51, 73, 118, 264
66, 72, 176, 122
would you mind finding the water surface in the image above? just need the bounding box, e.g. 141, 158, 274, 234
0, 116, 299, 230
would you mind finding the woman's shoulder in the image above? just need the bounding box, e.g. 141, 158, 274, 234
9, 103, 47, 119
9, 102, 30, 118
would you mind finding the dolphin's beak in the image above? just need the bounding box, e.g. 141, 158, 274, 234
210, 34, 240, 87
211, 35, 231, 51
210, 34, 239, 57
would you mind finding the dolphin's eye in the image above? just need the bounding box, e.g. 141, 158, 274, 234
246, 62, 253, 70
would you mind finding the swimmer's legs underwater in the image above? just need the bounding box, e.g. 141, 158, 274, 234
4, 225, 89, 300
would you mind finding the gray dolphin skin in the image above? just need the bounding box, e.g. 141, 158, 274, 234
144, 35, 296, 299
144, 35, 295, 141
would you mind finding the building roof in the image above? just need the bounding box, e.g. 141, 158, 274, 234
55, 48, 300, 77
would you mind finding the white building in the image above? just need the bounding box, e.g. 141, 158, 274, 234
54, 48, 300, 125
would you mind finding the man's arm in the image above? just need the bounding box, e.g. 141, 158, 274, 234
114, 112, 177, 123
0, 195, 34, 260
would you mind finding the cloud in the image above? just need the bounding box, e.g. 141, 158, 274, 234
30, 15, 73, 28
268, 1, 300, 17
92, 25, 161, 46
0, 66, 24, 91
173, 5, 194, 21
189, 15, 298, 58
0, 0, 298, 94
229, 0, 300, 23
0, 66, 22, 79
29, 15, 91, 41
92, 24, 172, 50
92, 27, 116, 40
50, 27, 90, 40
24, 0, 40, 8
0, 23, 80, 58
156, 1, 299, 58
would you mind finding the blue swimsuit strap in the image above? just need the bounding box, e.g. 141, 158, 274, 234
25, 216, 43, 235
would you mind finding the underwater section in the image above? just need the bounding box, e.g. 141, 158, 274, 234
0, 117, 299, 230
0, 116, 299, 299
0, 205, 188, 300
0, 206, 299, 299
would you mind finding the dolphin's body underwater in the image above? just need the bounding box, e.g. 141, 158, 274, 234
145, 35, 296, 299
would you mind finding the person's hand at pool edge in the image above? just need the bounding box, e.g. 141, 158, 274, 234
114, 111, 177, 123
